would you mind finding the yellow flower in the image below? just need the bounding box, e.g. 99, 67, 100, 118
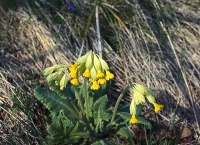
132, 84, 155, 105
83, 68, 90, 77
90, 81, 100, 90
85, 51, 93, 68
70, 78, 79, 86
98, 57, 109, 70
98, 78, 106, 84
93, 54, 101, 70
90, 66, 97, 80
130, 98, 137, 115
43, 64, 70, 90
96, 69, 104, 78
59, 73, 68, 90
46, 72, 60, 82
60, 86, 64, 90
130, 115, 138, 124
105, 71, 114, 80
68, 51, 114, 90
54, 71, 63, 85
89, 78, 94, 82
153, 103, 164, 113
43, 65, 66, 76
69, 64, 77, 71
133, 90, 146, 105
134, 84, 149, 95
69, 70, 77, 78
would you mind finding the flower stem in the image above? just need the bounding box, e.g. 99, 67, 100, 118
84, 78, 89, 120
107, 84, 133, 128
75, 87, 84, 115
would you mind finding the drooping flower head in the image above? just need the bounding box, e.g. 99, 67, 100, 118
129, 84, 164, 124
43, 65, 68, 90
68, 51, 114, 90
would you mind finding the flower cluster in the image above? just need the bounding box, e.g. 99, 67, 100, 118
129, 84, 164, 124
69, 51, 114, 90
43, 65, 68, 90
43, 51, 114, 91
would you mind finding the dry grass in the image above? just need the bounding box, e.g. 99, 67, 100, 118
0, 0, 199, 144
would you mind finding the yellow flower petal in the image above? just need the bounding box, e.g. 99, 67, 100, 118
69, 64, 77, 71
129, 115, 138, 124
98, 78, 106, 84
60, 86, 64, 90
70, 78, 79, 86
69, 71, 77, 78
153, 103, 164, 113
105, 71, 114, 80
89, 78, 94, 82
96, 69, 104, 78
83, 68, 90, 78
90, 81, 100, 90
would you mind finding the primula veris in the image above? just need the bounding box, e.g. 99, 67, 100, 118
153, 103, 164, 113
93, 54, 101, 70
70, 78, 79, 86
90, 81, 100, 90
59, 73, 68, 90
85, 51, 93, 68
90, 66, 97, 80
98, 57, 109, 70
43, 65, 66, 76
129, 84, 164, 124
98, 78, 106, 84
54, 71, 63, 86
105, 71, 114, 80
96, 69, 104, 78
69, 51, 114, 90
83, 68, 90, 77
69, 64, 77, 72
43, 64, 69, 90
130, 115, 138, 124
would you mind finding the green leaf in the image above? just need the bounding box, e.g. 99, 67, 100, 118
34, 86, 80, 120
47, 81, 75, 100
116, 126, 130, 139
136, 104, 143, 116
46, 110, 80, 144
117, 112, 131, 123
92, 95, 111, 133
91, 139, 117, 145
137, 117, 152, 128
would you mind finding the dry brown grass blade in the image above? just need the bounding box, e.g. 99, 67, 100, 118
160, 21, 199, 132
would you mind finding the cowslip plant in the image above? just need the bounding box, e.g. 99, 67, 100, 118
129, 84, 164, 125
34, 50, 164, 144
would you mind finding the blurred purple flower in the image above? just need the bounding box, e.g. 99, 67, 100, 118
66, 1, 76, 12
